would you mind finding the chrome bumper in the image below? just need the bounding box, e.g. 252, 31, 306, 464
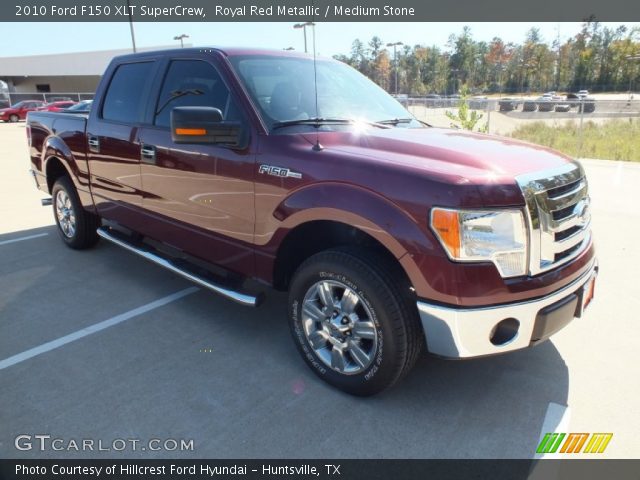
417, 260, 598, 358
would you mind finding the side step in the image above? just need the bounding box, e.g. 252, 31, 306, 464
96, 227, 262, 307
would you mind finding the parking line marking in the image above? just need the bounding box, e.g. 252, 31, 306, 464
534, 402, 571, 459
0, 286, 199, 371
0, 233, 48, 246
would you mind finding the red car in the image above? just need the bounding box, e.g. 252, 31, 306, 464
37, 101, 77, 112
0, 100, 45, 122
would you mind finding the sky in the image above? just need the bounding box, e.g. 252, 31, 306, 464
0, 22, 637, 58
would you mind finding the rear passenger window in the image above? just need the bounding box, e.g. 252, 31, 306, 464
154, 60, 240, 128
102, 62, 154, 123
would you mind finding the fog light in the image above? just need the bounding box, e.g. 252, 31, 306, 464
490, 318, 520, 346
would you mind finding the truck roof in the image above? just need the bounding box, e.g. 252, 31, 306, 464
112, 46, 319, 63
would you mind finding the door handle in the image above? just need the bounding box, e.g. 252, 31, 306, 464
141, 144, 156, 163
88, 136, 100, 153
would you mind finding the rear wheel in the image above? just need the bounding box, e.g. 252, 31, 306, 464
9, 114, 19, 123
52, 176, 100, 249
288, 248, 423, 396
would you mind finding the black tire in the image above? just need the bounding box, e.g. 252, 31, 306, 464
9, 114, 19, 123
52, 176, 100, 249
288, 248, 423, 396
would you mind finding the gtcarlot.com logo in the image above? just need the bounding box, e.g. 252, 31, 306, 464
15, 434, 194, 452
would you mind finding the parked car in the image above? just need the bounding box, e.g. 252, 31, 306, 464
567, 93, 596, 113
468, 96, 488, 110
37, 101, 78, 112
27, 47, 597, 396
578, 99, 596, 113
498, 98, 519, 111
536, 96, 555, 112
0, 100, 46, 122
62, 100, 93, 114
577, 90, 589, 98
522, 100, 538, 112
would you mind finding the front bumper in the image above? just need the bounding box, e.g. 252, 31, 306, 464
417, 259, 598, 358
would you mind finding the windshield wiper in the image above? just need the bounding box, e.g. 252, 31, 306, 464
377, 118, 414, 125
272, 117, 390, 130
155, 89, 203, 115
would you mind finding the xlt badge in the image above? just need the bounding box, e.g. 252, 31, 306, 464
258, 164, 302, 179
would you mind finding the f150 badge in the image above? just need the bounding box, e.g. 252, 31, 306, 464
258, 164, 302, 179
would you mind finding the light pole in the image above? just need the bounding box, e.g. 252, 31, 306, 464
497, 64, 506, 98
450, 68, 460, 96
626, 54, 640, 101
126, 0, 136, 53
386, 41, 403, 95
174, 34, 189, 48
293, 22, 315, 54
520, 62, 531, 96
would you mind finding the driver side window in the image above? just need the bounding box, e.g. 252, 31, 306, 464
155, 59, 240, 128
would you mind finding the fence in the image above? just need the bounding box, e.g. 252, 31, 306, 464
405, 96, 640, 160
0, 92, 95, 109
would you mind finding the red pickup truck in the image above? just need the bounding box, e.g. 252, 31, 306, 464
27, 48, 597, 396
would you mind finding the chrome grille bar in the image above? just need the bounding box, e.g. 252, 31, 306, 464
516, 162, 591, 276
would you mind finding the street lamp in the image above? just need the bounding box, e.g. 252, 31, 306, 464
386, 41, 403, 95
450, 68, 460, 96
293, 22, 315, 54
126, 0, 136, 53
520, 62, 531, 96
173, 34, 189, 48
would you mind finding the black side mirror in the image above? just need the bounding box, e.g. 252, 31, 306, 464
170, 106, 246, 148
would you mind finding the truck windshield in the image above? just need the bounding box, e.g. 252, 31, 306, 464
228, 55, 420, 131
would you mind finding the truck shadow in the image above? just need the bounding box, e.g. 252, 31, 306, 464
1, 225, 568, 460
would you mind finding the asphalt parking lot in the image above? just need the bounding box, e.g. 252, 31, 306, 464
0, 122, 638, 459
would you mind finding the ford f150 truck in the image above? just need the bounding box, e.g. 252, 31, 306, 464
27, 48, 597, 396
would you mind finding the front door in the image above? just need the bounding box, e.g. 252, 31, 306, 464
137, 56, 256, 275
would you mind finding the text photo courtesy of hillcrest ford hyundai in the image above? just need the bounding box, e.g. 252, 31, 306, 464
0, 0, 639, 479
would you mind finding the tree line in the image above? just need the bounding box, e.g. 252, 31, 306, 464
333, 22, 640, 95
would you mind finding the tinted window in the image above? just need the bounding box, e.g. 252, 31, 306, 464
154, 60, 239, 128
102, 62, 154, 123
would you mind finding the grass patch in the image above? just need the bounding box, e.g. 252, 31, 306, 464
509, 118, 640, 161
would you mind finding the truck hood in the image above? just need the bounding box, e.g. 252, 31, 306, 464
309, 127, 574, 183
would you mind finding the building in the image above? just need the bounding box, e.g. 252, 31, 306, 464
0, 45, 186, 96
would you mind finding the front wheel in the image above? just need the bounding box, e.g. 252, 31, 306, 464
52, 176, 100, 249
288, 248, 423, 396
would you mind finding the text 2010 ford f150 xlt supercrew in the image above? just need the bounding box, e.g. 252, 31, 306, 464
27, 48, 597, 396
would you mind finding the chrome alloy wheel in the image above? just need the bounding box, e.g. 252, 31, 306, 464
301, 280, 378, 375
55, 190, 76, 238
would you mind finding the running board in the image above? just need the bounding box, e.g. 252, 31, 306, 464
96, 227, 262, 307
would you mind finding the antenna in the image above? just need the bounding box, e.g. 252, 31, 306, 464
310, 7, 323, 151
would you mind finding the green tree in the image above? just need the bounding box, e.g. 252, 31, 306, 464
445, 85, 488, 132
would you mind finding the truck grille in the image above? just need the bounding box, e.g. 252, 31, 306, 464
516, 162, 591, 276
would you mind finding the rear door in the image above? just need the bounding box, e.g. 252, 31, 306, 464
87, 60, 158, 227
136, 54, 256, 274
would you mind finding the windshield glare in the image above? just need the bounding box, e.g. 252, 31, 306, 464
228, 55, 418, 130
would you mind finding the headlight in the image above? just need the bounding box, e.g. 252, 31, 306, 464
430, 207, 528, 278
